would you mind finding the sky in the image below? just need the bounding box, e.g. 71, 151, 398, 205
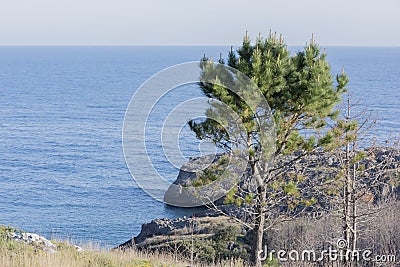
0, 0, 399, 46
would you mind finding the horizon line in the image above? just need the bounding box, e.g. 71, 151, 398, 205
0, 44, 400, 48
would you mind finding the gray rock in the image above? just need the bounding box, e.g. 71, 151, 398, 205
9, 232, 57, 253
8, 231, 84, 253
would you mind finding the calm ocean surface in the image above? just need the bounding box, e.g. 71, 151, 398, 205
0, 46, 399, 247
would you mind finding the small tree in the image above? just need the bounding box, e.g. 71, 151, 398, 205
190, 32, 348, 266
319, 92, 400, 259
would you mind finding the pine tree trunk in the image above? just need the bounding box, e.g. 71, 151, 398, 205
343, 97, 352, 265
351, 163, 357, 252
248, 134, 266, 267
346, 166, 352, 249
252, 184, 266, 267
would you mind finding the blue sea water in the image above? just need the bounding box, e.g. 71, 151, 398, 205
0, 46, 399, 247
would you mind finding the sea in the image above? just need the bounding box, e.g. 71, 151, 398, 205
0, 46, 399, 247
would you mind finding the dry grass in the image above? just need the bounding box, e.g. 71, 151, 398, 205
265, 199, 400, 267
1, 244, 180, 267
0, 237, 248, 267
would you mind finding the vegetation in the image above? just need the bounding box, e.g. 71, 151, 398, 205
1, 225, 247, 267
161, 224, 248, 263
1, 224, 257, 267
190, 31, 348, 266
192, 154, 230, 187
264, 199, 400, 267
318, 93, 400, 256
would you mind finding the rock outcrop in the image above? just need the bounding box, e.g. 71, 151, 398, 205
7, 230, 83, 253
119, 147, 400, 257
9, 231, 58, 253
165, 147, 400, 208
163, 153, 240, 207
116, 212, 251, 261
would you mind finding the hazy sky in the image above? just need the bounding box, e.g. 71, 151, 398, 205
1, 0, 399, 46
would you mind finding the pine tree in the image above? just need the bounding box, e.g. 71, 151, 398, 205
190, 32, 347, 267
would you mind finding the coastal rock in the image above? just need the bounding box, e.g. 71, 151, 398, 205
163, 153, 228, 207
176, 154, 223, 185
119, 147, 400, 256
165, 147, 400, 208
9, 232, 58, 253
117, 214, 212, 249
116, 213, 250, 260
8, 231, 84, 253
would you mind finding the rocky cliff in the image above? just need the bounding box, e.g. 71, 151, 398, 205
118, 147, 400, 258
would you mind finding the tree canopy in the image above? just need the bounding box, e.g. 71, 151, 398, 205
190, 32, 348, 156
